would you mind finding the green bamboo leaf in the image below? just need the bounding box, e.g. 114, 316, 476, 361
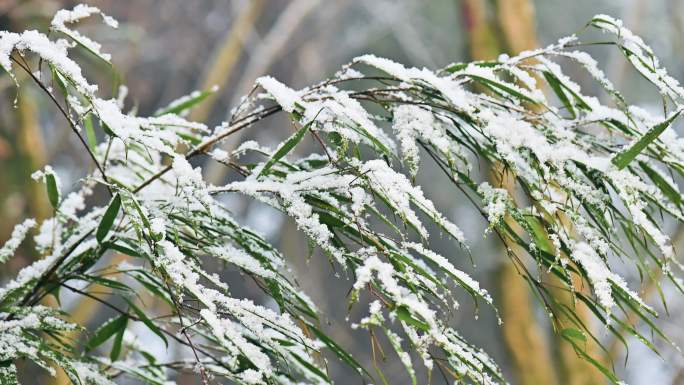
290, 352, 330, 382
395, 306, 429, 332
101, 122, 116, 138
639, 161, 681, 206
258, 121, 311, 177
128, 195, 151, 229
444, 60, 498, 73
561, 336, 620, 384
50, 66, 69, 98
466, 75, 537, 104
86, 314, 128, 352
383, 327, 417, 385
560, 327, 587, 343
307, 322, 371, 378
84, 114, 98, 152
612, 109, 682, 169
103, 241, 143, 258
58, 30, 113, 66
543, 71, 575, 118
110, 317, 127, 361
126, 299, 168, 347
522, 215, 553, 254
45, 173, 60, 209
127, 270, 174, 306
154, 88, 216, 117
97, 193, 121, 243
82, 274, 132, 292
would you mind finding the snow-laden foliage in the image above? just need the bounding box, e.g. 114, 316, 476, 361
1, 7, 684, 385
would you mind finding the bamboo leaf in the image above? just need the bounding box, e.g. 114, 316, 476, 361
84, 114, 98, 152
86, 314, 128, 352
307, 322, 371, 378
290, 352, 330, 382
258, 121, 311, 177
58, 30, 113, 66
543, 71, 575, 118
97, 193, 121, 243
639, 161, 681, 206
612, 109, 682, 169
110, 317, 127, 361
560, 327, 587, 343
395, 306, 429, 332
45, 173, 60, 209
126, 299, 168, 348
154, 88, 216, 117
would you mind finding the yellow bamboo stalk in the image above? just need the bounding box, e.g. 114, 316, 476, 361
461, 0, 501, 61
493, 167, 560, 385
203, 0, 321, 185
494, 0, 538, 54
16, 88, 50, 222
188, 0, 265, 123
494, 2, 605, 383
462, 2, 558, 385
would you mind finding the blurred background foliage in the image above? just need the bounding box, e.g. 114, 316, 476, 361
2, 1, 684, 384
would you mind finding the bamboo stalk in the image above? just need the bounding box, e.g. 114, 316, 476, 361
16, 88, 50, 222
462, 2, 558, 384
494, 1, 605, 383
204, 0, 321, 185
493, 166, 560, 385
188, 0, 265, 124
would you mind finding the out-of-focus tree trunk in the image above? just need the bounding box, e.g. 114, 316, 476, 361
15, 91, 65, 385
461, 0, 501, 61
0, 88, 50, 238
16, 89, 50, 222
497, 4, 603, 383
494, 0, 538, 54
491, 168, 560, 385
461, 1, 606, 384
204, 0, 321, 185
189, 0, 265, 124
461, 2, 557, 384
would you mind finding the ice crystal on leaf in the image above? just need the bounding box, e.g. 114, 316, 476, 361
1, 5, 684, 385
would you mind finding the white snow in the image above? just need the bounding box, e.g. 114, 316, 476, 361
0, 219, 37, 264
